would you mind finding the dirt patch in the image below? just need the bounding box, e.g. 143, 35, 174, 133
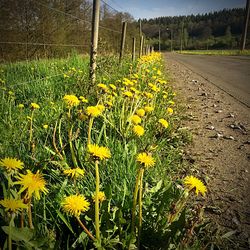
164, 53, 250, 249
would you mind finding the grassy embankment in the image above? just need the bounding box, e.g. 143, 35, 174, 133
0, 53, 209, 249
177, 49, 250, 56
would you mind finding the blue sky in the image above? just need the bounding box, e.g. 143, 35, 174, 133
105, 0, 246, 19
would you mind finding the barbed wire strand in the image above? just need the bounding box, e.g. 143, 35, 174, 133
36, 1, 122, 34
100, 0, 120, 14
0, 41, 89, 47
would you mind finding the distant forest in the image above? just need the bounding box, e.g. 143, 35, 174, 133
141, 8, 249, 50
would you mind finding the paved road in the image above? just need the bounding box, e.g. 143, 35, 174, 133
164, 52, 250, 107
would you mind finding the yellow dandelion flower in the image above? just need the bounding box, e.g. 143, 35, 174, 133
18, 104, 24, 108
133, 125, 145, 136
168, 100, 175, 105
63, 168, 85, 179
88, 144, 111, 160
144, 92, 153, 99
43, 124, 48, 129
129, 115, 141, 124
167, 107, 173, 115
158, 79, 167, 84
144, 106, 154, 113
157, 70, 162, 76
96, 104, 105, 112
79, 96, 88, 103
136, 109, 145, 117
123, 91, 133, 98
184, 176, 207, 196
151, 84, 160, 92
15, 170, 48, 200
133, 73, 139, 79
136, 152, 155, 168
92, 191, 106, 203
109, 84, 117, 90
86, 106, 103, 117
63, 95, 80, 107
30, 102, 40, 109
159, 118, 169, 128
97, 83, 109, 92
0, 198, 27, 213
62, 194, 90, 217
130, 87, 140, 94
0, 157, 24, 172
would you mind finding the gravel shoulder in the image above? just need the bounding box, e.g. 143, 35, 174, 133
163, 53, 250, 249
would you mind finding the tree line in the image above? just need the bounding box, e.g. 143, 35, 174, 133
0, 0, 139, 62
141, 8, 249, 50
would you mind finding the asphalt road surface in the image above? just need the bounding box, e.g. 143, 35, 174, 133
165, 52, 250, 107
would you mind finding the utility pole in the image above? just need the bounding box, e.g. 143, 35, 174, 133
241, 0, 250, 50
89, 0, 100, 87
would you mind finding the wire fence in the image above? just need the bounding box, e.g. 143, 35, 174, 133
0, 0, 144, 62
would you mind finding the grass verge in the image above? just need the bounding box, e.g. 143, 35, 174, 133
0, 53, 210, 249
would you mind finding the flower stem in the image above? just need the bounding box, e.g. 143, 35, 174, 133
131, 168, 142, 235
28, 200, 34, 229
168, 190, 189, 223
88, 117, 94, 145
69, 124, 78, 168
95, 160, 101, 244
8, 214, 13, 250
52, 120, 63, 160
137, 168, 144, 249
28, 110, 34, 151
76, 216, 95, 241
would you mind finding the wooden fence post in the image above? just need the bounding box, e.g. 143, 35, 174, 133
132, 37, 136, 62
89, 0, 100, 87
119, 22, 127, 64
139, 35, 144, 58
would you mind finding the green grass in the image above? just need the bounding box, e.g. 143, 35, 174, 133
177, 49, 250, 56
0, 53, 213, 249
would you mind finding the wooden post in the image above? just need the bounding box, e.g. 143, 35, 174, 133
119, 21, 127, 64
158, 28, 161, 52
139, 19, 142, 37
139, 35, 144, 58
132, 37, 136, 62
89, 0, 100, 87
241, 0, 250, 50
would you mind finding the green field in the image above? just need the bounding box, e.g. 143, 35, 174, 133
177, 49, 250, 56
0, 53, 211, 249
